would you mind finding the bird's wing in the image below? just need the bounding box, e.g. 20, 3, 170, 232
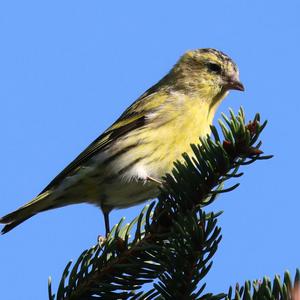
40, 91, 168, 193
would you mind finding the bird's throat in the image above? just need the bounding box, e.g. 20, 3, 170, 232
208, 90, 229, 116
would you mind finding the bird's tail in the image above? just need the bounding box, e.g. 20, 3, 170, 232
0, 191, 52, 234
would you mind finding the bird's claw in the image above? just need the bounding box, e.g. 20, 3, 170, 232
98, 235, 107, 246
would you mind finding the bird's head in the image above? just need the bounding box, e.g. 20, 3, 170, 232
170, 48, 244, 99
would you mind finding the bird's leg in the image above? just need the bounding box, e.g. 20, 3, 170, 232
147, 176, 163, 185
104, 211, 110, 237
101, 204, 112, 237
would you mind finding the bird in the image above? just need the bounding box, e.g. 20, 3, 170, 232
0, 48, 244, 236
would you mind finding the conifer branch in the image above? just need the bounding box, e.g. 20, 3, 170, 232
227, 269, 300, 300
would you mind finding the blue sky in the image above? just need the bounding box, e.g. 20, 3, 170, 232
0, 1, 299, 299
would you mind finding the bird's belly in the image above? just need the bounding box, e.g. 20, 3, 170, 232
51, 157, 159, 209
100, 180, 159, 208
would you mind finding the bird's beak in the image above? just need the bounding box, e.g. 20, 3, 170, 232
225, 80, 245, 92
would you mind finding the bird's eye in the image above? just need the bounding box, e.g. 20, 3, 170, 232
207, 62, 222, 74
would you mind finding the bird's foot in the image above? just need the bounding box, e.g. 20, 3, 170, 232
98, 235, 107, 246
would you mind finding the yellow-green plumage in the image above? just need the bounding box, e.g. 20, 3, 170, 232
0, 48, 244, 234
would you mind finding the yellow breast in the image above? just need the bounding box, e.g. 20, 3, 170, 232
136, 92, 226, 178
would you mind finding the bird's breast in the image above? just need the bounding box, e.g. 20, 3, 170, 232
138, 96, 218, 178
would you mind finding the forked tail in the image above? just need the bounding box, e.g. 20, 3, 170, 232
0, 191, 52, 234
